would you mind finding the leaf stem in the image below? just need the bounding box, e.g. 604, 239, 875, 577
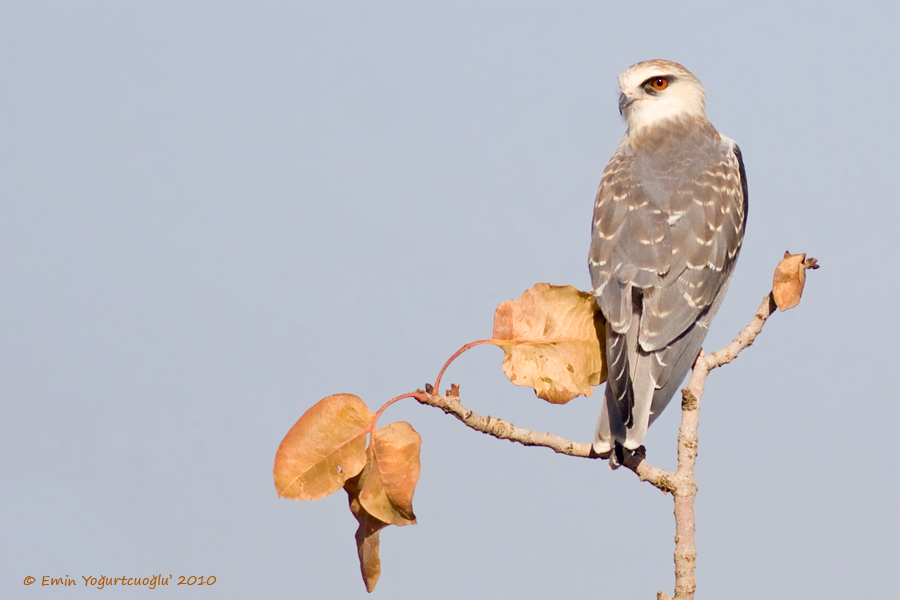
432, 339, 495, 395
369, 392, 421, 435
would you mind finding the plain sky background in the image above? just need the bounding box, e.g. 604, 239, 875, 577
2, 2, 898, 599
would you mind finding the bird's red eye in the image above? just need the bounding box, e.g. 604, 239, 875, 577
650, 78, 669, 91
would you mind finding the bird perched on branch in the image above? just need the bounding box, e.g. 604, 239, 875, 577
589, 60, 747, 466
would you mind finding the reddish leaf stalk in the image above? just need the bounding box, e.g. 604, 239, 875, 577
368, 392, 422, 436
432, 339, 496, 395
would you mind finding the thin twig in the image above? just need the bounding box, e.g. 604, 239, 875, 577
704, 293, 777, 370
413, 391, 593, 457
413, 393, 676, 493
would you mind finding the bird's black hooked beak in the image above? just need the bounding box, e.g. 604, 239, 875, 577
618, 93, 634, 115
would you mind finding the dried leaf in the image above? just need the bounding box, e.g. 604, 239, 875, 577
773, 251, 818, 311
359, 421, 421, 526
273, 394, 373, 501
342, 421, 422, 592
491, 283, 606, 404
345, 474, 387, 593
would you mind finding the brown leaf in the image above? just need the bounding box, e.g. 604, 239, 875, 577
345, 474, 387, 593
491, 283, 606, 404
773, 251, 817, 311
273, 394, 373, 501
341, 421, 422, 592
358, 421, 421, 526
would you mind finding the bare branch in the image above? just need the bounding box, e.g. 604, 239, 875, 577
703, 293, 777, 371
413, 391, 679, 492
413, 391, 593, 458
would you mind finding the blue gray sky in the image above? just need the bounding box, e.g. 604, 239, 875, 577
3, 2, 898, 599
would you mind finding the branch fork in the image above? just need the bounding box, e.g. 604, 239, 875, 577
417, 292, 781, 600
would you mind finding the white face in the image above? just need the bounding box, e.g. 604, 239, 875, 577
617, 60, 707, 133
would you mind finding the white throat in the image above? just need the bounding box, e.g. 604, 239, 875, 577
623, 93, 707, 134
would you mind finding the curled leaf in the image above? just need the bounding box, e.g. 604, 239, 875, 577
342, 420, 422, 593
492, 283, 606, 404
358, 421, 421, 526
274, 394, 373, 500
345, 474, 387, 593
773, 251, 819, 311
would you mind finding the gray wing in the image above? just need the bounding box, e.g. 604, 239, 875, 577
590, 133, 747, 453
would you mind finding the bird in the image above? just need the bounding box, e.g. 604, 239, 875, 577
588, 60, 748, 466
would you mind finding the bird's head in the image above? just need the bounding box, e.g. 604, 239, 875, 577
617, 60, 707, 134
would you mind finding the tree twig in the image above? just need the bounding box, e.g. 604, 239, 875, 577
414, 389, 591, 457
